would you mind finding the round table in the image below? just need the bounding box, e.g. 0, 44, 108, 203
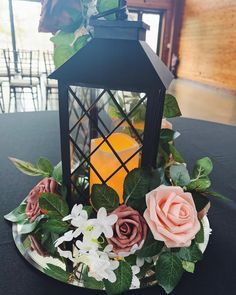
1, 111, 236, 295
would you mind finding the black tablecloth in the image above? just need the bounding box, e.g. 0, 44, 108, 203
1, 111, 236, 295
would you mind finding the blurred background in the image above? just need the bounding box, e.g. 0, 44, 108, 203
0, 0, 235, 125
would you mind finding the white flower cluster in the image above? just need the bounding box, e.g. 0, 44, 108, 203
55, 204, 119, 283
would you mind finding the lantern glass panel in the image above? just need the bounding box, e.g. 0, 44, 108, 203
68, 85, 147, 200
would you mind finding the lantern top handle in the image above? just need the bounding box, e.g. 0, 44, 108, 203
91, 0, 128, 21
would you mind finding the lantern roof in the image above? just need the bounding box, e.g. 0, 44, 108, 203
49, 20, 173, 92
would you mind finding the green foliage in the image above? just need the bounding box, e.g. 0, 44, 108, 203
50, 31, 75, 47
9, 157, 47, 177
204, 190, 229, 201
37, 157, 54, 176
191, 191, 210, 212
83, 266, 105, 289
39, 193, 69, 219
104, 261, 132, 295
40, 231, 60, 255
74, 34, 90, 51
52, 162, 63, 184
54, 45, 76, 68
137, 231, 164, 258
170, 164, 191, 186
155, 251, 184, 294
169, 144, 185, 163
187, 177, 211, 191
182, 260, 195, 273
90, 184, 119, 212
45, 264, 70, 283
195, 220, 204, 244
160, 129, 180, 143
176, 242, 203, 263
163, 94, 182, 118
4, 203, 27, 222
97, 0, 119, 20
42, 219, 69, 235
192, 157, 213, 178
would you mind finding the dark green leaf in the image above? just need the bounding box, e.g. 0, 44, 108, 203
195, 220, 204, 243
83, 266, 104, 290
182, 261, 195, 273
124, 168, 158, 202
4, 203, 27, 222
37, 157, 53, 176
177, 242, 203, 263
40, 232, 59, 255
42, 219, 69, 234
156, 252, 184, 294
160, 129, 180, 143
83, 205, 93, 217
45, 264, 69, 283
137, 231, 164, 257
164, 94, 182, 118
91, 184, 119, 212
187, 177, 211, 191
170, 164, 191, 186
52, 162, 63, 184
169, 144, 185, 163
204, 190, 230, 201
104, 261, 132, 295
191, 191, 210, 212
39, 193, 69, 218
192, 157, 213, 178
9, 157, 45, 176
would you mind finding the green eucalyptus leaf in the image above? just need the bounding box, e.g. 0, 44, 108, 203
74, 34, 90, 52
182, 260, 195, 273
160, 129, 180, 143
50, 31, 75, 47
39, 193, 69, 218
45, 264, 69, 283
104, 261, 132, 295
170, 164, 191, 186
4, 203, 27, 222
42, 219, 69, 235
164, 94, 182, 118
90, 184, 119, 212
52, 162, 63, 184
187, 177, 211, 191
137, 231, 164, 257
191, 191, 210, 212
155, 251, 184, 294
37, 157, 53, 176
192, 157, 213, 178
177, 242, 203, 263
9, 157, 45, 177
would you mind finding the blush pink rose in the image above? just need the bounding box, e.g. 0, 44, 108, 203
144, 185, 200, 248
26, 178, 57, 223
107, 205, 148, 254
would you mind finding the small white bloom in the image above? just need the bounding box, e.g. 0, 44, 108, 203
75, 236, 99, 253
131, 265, 140, 289
54, 230, 74, 247
57, 247, 74, 262
63, 204, 83, 222
89, 207, 118, 239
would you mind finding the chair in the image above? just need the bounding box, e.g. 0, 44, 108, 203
18, 50, 41, 83
3, 49, 40, 112
43, 51, 58, 110
0, 81, 5, 113
0, 49, 9, 80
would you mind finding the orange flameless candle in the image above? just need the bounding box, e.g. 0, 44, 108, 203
90, 133, 140, 203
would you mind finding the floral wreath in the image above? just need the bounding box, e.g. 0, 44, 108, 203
5, 0, 228, 294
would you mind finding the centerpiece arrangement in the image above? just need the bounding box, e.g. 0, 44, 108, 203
5, 0, 227, 294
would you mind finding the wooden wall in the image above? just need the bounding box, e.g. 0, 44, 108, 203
177, 0, 236, 91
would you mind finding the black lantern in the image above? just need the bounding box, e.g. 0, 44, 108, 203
50, 15, 173, 207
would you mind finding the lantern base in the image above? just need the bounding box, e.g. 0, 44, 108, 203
12, 216, 211, 291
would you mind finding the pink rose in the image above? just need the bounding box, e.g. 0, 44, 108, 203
144, 185, 200, 248
107, 205, 148, 254
26, 178, 57, 223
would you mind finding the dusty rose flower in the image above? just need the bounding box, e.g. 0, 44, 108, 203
39, 0, 82, 33
161, 118, 172, 130
144, 185, 200, 248
198, 202, 211, 220
29, 235, 45, 256
107, 205, 147, 254
26, 178, 57, 223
